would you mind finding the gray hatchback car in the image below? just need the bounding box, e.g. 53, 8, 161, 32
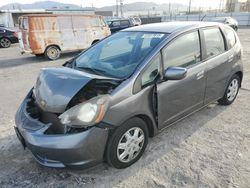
15, 22, 243, 169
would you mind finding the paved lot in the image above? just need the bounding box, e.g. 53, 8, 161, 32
0, 29, 249, 188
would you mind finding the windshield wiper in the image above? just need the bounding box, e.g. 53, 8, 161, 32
77, 66, 111, 77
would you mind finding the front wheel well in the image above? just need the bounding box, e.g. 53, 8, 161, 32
135, 115, 155, 137
91, 39, 100, 45
235, 71, 243, 87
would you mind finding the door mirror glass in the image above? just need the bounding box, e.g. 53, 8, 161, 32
164, 67, 187, 80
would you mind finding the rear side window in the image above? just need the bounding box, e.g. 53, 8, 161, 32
203, 28, 225, 58
120, 20, 129, 26
224, 27, 236, 49
163, 31, 201, 69
112, 21, 120, 27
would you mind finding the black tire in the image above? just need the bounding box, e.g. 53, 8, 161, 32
45, 46, 60, 60
106, 117, 148, 169
0, 38, 11, 48
35, 54, 44, 57
218, 74, 240, 105
91, 40, 99, 45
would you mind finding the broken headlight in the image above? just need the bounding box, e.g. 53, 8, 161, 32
59, 95, 110, 128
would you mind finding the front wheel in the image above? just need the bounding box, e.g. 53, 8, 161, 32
0, 38, 11, 48
106, 118, 148, 169
45, 46, 60, 60
218, 74, 240, 105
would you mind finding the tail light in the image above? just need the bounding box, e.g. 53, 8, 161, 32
13, 32, 18, 38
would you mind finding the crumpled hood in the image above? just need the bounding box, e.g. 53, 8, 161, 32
34, 67, 94, 113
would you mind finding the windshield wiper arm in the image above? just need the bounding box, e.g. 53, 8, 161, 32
77, 66, 111, 76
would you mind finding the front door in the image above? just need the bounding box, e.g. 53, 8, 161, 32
157, 30, 207, 129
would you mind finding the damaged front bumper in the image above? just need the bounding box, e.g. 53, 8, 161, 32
14, 91, 109, 168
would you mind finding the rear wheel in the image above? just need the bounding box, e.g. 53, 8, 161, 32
45, 46, 60, 60
106, 118, 148, 169
0, 38, 11, 48
218, 74, 240, 105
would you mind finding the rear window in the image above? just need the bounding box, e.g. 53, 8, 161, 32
203, 28, 225, 59
224, 27, 236, 49
21, 18, 28, 30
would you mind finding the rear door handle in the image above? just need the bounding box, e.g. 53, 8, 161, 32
228, 54, 234, 62
196, 70, 204, 80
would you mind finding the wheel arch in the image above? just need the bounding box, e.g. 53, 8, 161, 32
135, 114, 155, 137
91, 39, 100, 45
235, 71, 243, 87
44, 44, 61, 53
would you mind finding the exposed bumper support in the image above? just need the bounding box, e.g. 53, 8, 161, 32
15, 91, 109, 168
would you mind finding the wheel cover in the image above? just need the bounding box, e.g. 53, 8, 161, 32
227, 78, 239, 102
1, 38, 10, 47
47, 47, 59, 59
117, 127, 145, 163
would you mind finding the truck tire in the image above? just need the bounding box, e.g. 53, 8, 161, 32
45, 46, 60, 60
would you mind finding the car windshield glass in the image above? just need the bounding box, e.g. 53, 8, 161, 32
74, 31, 167, 79
209, 17, 226, 23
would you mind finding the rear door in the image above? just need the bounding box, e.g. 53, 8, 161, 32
201, 27, 231, 104
157, 30, 207, 129
19, 17, 30, 51
57, 16, 76, 51
72, 15, 90, 49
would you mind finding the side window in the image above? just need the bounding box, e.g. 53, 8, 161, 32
91, 17, 102, 27
99, 17, 106, 27
203, 28, 225, 58
0, 29, 5, 33
224, 27, 236, 49
112, 21, 120, 27
141, 53, 161, 86
162, 31, 201, 69
120, 20, 129, 26
23, 18, 28, 30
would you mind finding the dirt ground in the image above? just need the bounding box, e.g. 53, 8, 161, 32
0, 28, 249, 188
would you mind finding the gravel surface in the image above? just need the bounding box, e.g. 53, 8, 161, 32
0, 28, 249, 188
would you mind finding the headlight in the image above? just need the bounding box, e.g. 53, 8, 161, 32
59, 95, 110, 128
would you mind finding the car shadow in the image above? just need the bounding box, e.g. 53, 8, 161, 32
0, 102, 228, 187
0, 51, 79, 69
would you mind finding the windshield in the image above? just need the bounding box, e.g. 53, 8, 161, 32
74, 31, 167, 79
209, 17, 226, 23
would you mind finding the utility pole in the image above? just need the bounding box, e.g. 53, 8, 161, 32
116, 0, 119, 16
120, 0, 124, 17
188, 0, 192, 14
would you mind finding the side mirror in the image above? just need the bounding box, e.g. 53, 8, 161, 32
164, 67, 187, 80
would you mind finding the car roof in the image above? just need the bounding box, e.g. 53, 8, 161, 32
110, 19, 130, 22
123, 21, 223, 34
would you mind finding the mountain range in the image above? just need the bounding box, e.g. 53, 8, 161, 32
0, 1, 188, 12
